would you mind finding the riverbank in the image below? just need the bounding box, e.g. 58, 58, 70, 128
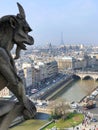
46, 78, 74, 100
79, 86, 98, 103
39, 77, 74, 100
32, 78, 98, 104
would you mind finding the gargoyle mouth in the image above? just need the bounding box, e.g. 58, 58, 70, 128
19, 43, 27, 50
25, 35, 34, 45
16, 35, 34, 50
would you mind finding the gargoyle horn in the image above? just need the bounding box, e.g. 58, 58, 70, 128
17, 2, 26, 19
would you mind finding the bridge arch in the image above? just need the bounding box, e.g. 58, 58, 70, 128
82, 75, 94, 80
73, 74, 81, 79
74, 71, 98, 81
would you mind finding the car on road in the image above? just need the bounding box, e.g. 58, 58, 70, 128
31, 89, 38, 94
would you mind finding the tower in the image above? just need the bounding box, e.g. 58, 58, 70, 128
60, 32, 66, 53
48, 43, 53, 56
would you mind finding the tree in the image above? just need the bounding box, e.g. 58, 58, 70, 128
50, 99, 71, 120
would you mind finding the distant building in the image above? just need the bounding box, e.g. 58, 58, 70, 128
55, 56, 75, 70
32, 67, 40, 87
0, 87, 10, 97
15, 56, 34, 88
32, 60, 58, 87
73, 55, 97, 70
90, 52, 98, 59
45, 61, 58, 78
74, 58, 87, 70
80, 44, 84, 49
22, 63, 33, 88
15, 55, 58, 89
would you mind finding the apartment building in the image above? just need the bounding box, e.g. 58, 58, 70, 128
22, 63, 33, 88
32, 60, 58, 86
45, 61, 58, 78
55, 56, 75, 70
0, 87, 10, 97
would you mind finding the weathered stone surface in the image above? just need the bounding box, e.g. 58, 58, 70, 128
0, 100, 15, 116
0, 3, 36, 130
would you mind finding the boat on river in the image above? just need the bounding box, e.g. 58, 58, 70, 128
83, 100, 96, 109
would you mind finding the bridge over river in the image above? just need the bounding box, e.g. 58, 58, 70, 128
73, 71, 98, 80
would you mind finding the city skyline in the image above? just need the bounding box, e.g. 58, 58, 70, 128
0, 0, 98, 46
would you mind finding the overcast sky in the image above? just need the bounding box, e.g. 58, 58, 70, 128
0, 0, 98, 46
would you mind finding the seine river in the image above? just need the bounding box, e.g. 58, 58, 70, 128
51, 79, 98, 102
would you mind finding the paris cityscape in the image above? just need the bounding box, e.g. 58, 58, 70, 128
1, 0, 98, 130
1, 43, 98, 130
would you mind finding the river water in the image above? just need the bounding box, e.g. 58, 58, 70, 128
51, 79, 98, 102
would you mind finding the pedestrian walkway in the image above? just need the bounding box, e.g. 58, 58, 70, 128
72, 122, 98, 130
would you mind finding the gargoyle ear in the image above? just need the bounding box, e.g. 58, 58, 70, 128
17, 2, 25, 19
10, 17, 16, 29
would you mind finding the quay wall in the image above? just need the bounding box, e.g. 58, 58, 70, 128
46, 78, 73, 100
40, 77, 74, 100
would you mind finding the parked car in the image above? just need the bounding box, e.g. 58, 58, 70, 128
89, 95, 95, 100
70, 102, 79, 109
91, 118, 98, 122
91, 90, 98, 96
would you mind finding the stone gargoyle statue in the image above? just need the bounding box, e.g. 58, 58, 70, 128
0, 3, 36, 130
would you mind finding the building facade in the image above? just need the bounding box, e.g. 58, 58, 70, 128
32, 60, 58, 87
22, 63, 33, 88
0, 87, 10, 97
55, 56, 75, 70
